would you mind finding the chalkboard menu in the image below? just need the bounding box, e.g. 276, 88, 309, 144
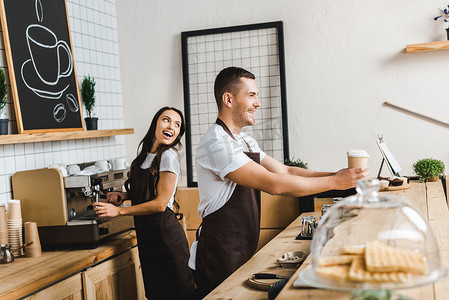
0, 0, 83, 133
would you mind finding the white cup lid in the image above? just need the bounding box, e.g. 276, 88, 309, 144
347, 150, 369, 157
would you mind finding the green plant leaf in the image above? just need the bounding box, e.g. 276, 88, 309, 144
0, 66, 8, 112
412, 158, 445, 182
284, 156, 308, 169
81, 75, 96, 118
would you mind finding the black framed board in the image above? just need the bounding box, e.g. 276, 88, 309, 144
181, 21, 289, 187
0, 0, 83, 133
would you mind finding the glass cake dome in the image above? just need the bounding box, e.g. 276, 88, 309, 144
298, 178, 447, 291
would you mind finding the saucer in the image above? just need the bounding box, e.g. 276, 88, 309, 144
21, 59, 69, 100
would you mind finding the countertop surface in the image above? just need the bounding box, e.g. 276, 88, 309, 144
207, 180, 449, 300
0, 229, 137, 299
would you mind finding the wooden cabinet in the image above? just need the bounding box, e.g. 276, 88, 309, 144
23, 246, 145, 300
83, 247, 145, 300
23, 273, 84, 300
176, 187, 300, 250
175, 187, 201, 247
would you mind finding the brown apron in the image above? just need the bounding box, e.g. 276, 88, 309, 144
131, 161, 195, 300
194, 119, 261, 298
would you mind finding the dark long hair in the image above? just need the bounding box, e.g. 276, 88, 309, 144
125, 107, 185, 212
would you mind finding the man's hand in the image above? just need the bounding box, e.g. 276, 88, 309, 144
334, 167, 369, 190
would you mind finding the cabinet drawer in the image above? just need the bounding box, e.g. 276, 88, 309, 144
260, 192, 299, 228
23, 273, 83, 300
176, 187, 202, 229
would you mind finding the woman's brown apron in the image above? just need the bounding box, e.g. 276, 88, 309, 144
131, 160, 195, 300
194, 119, 261, 298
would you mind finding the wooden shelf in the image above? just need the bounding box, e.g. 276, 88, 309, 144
406, 40, 449, 53
0, 128, 134, 145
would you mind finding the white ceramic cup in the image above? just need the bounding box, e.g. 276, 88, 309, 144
111, 158, 130, 170
347, 150, 369, 169
48, 164, 68, 177
67, 164, 81, 175
95, 160, 111, 171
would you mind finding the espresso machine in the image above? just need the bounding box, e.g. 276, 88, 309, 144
11, 165, 134, 248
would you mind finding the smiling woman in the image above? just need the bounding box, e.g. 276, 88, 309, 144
94, 106, 195, 299
152, 110, 183, 152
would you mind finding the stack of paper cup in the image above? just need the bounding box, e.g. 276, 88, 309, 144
7, 200, 23, 256
0, 206, 8, 245
24, 222, 42, 257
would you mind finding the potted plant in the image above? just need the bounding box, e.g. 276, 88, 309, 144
0, 66, 8, 135
412, 158, 445, 182
81, 75, 97, 130
284, 156, 308, 169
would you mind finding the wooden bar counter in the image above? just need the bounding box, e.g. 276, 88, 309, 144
207, 180, 449, 300
0, 230, 144, 299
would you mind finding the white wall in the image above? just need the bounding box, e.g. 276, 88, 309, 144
117, 0, 449, 185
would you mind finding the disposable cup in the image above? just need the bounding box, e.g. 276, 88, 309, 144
347, 150, 369, 169
7, 219, 22, 224
7, 225, 22, 231
8, 232, 22, 241
24, 222, 41, 248
0, 206, 6, 223
0, 233, 8, 245
9, 231, 23, 256
7, 219, 23, 224
8, 230, 22, 236
6, 200, 22, 220
0, 207, 8, 244
25, 245, 42, 257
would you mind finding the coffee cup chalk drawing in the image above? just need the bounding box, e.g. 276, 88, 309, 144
0, 0, 83, 133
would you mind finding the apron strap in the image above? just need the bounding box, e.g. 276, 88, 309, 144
215, 118, 253, 152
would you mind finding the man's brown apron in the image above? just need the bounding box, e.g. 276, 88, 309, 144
131, 161, 195, 300
194, 119, 261, 298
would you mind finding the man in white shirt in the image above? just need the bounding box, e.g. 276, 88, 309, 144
190, 67, 368, 298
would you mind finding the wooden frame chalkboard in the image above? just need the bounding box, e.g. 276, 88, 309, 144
0, 0, 83, 133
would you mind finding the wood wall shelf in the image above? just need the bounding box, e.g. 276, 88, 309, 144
406, 40, 449, 53
0, 128, 134, 145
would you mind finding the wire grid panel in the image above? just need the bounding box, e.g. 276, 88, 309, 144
182, 22, 288, 186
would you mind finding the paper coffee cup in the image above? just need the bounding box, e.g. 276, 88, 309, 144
347, 150, 369, 169
6, 200, 22, 220
0, 206, 8, 245
24, 222, 42, 257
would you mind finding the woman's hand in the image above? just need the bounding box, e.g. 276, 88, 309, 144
106, 192, 125, 206
94, 202, 121, 218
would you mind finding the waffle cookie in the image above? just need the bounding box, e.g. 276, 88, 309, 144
339, 245, 366, 255
365, 240, 427, 275
314, 240, 428, 283
349, 257, 412, 283
315, 265, 351, 282
318, 255, 362, 267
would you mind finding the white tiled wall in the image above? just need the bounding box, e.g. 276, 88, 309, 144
0, 0, 126, 203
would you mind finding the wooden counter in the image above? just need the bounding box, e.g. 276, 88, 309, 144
204, 211, 314, 299
207, 180, 449, 299
0, 230, 139, 299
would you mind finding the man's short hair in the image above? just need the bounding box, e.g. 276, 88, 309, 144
214, 67, 255, 110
